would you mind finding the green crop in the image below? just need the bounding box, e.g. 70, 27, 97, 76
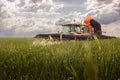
0, 38, 120, 80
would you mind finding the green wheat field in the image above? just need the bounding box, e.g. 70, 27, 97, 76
0, 38, 120, 80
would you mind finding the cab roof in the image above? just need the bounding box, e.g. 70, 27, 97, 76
62, 24, 81, 27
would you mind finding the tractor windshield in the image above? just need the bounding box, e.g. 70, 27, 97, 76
75, 27, 81, 33
62, 26, 70, 33
62, 26, 81, 34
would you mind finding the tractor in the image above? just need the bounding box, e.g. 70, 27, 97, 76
35, 23, 115, 41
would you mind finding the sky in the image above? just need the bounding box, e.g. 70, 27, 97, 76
0, 0, 120, 37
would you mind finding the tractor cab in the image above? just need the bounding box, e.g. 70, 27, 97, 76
62, 24, 89, 34
35, 17, 116, 40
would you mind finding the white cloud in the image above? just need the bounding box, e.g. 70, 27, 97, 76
84, 0, 120, 37
49, 4, 64, 12
86, 0, 120, 24
0, 0, 64, 37
24, 0, 63, 10
56, 0, 120, 37
56, 11, 85, 25
0, 0, 120, 37
102, 20, 120, 37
